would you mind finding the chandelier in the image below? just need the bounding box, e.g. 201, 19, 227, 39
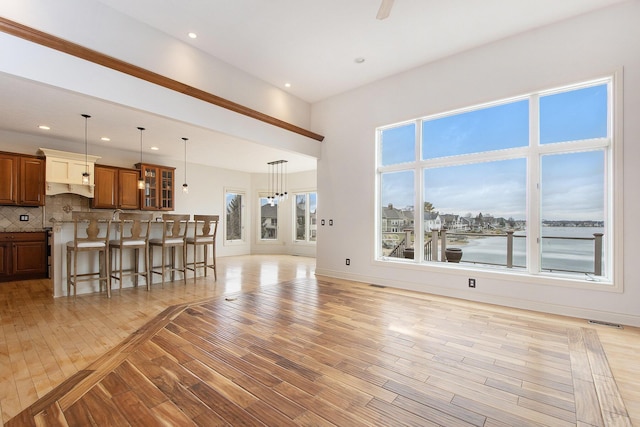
267, 160, 288, 206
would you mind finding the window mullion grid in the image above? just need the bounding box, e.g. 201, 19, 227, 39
415, 120, 424, 262
528, 94, 541, 274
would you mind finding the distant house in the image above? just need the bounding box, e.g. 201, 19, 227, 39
381, 204, 407, 232
260, 204, 278, 238
424, 212, 442, 231
441, 214, 467, 230
460, 217, 473, 231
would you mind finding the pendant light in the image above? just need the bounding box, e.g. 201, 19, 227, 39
267, 160, 288, 206
182, 137, 189, 194
81, 114, 91, 185
137, 127, 146, 190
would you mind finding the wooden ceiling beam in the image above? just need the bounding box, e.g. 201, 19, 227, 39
0, 16, 325, 142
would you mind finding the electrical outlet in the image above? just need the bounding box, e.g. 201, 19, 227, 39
346, 258, 350, 265
19, 214, 29, 221
468, 278, 476, 288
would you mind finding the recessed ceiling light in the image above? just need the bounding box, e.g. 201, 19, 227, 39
38, 125, 50, 130
284, 83, 291, 88
188, 32, 197, 39
150, 146, 159, 151
354, 57, 365, 64
100, 137, 110, 142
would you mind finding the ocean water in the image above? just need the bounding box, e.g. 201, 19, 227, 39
447, 227, 604, 274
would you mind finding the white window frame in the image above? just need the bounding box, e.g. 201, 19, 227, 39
375, 72, 624, 292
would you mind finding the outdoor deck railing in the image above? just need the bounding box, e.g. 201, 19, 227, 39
386, 230, 604, 276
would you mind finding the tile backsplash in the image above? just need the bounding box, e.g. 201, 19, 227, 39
0, 194, 91, 231
0, 205, 45, 231
45, 194, 92, 224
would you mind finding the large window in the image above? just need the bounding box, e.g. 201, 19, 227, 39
377, 78, 618, 285
225, 190, 245, 242
294, 192, 317, 243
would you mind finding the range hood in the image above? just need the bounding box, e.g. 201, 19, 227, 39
39, 148, 101, 198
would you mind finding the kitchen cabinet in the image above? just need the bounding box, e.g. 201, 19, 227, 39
92, 165, 140, 210
0, 152, 45, 206
0, 232, 48, 282
135, 163, 175, 211
20, 157, 46, 206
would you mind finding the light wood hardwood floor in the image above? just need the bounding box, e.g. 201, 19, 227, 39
1, 255, 638, 426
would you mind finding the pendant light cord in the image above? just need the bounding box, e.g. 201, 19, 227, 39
182, 137, 188, 184
82, 114, 91, 174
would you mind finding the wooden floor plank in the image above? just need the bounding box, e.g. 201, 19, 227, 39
1, 255, 637, 426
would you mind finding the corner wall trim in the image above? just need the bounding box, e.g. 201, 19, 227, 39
0, 16, 325, 142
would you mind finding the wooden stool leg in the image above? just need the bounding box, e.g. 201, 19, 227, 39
102, 250, 111, 298
161, 246, 167, 286
212, 243, 217, 281
204, 244, 208, 277
66, 248, 71, 296
144, 245, 150, 291
73, 250, 78, 297
149, 245, 153, 286
133, 248, 139, 287
193, 243, 197, 283
182, 244, 187, 280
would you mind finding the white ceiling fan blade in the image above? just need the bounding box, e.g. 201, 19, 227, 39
376, 0, 395, 20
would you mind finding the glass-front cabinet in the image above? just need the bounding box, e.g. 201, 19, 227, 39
136, 163, 175, 211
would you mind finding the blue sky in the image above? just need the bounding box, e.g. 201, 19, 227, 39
381, 84, 608, 221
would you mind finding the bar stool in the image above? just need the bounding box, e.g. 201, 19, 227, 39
149, 213, 190, 286
186, 215, 219, 282
66, 211, 112, 297
109, 212, 153, 293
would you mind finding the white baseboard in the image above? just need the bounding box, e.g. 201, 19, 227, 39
314, 268, 640, 328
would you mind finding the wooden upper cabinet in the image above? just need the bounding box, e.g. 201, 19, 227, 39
136, 163, 175, 211
19, 157, 45, 206
92, 165, 118, 209
118, 168, 140, 210
0, 152, 45, 206
92, 165, 140, 210
0, 154, 18, 205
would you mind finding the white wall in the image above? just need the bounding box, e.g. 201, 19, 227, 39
0, 0, 310, 128
312, 1, 640, 326
0, 1, 321, 161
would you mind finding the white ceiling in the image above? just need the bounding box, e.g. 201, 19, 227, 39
0, 0, 628, 172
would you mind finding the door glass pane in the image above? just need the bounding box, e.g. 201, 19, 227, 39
422, 100, 529, 160
540, 151, 605, 275
540, 84, 607, 144
144, 167, 156, 208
